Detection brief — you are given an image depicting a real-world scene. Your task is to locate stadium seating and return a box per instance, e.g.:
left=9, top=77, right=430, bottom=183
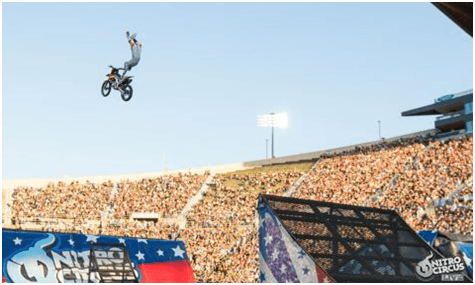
left=11, top=181, right=113, bottom=225
left=4, top=135, right=473, bottom=283
left=183, top=168, right=309, bottom=282
left=295, top=136, right=473, bottom=236
left=111, top=173, right=207, bottom=219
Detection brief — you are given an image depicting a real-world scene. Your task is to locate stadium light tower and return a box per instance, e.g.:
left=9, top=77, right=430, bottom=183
left=257, top=113, right=288, bottom=158
left=266, top=139, right=269, bottom=159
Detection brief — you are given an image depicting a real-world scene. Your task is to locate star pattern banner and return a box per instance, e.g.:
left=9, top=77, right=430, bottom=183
left=2, top=229, right=195, bottom=283
left=258, top=202, right=332, bottom=283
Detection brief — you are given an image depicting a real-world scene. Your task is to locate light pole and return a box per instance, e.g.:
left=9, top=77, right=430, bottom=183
left=272, top=124, right=274, bottom=158
left=266, top=139, right=269, bottom=159
left=257, top=113, right=288, bottom=158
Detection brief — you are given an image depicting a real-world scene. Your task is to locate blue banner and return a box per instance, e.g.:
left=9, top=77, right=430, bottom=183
left=458, top=242, right=473, bottom=278
left=417, top=230, right=439, bottom=247
left=2, top=229, right=195, bottom=283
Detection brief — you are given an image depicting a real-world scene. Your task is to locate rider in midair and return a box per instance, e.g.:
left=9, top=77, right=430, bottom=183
left=122, top=31, right=142, bottom=76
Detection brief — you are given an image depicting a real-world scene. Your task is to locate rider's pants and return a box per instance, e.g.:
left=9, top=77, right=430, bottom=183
left=124, top=57, right=140, bottom=71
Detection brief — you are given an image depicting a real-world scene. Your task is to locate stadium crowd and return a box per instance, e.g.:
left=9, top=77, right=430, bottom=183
left=9, top=172, right=206, bottom=237
left=4, top=134, right=473, bottom=283
left=184, top=169, right=308, bottom=282
left=101, top=220, right=180, bottom=240
left=186, top=171, right=302, bottom=227
left=11, top=180, right=114, bottom=224
left=459, top=184, right=474, bottom=197
left=294, top=137, right=427, bottom=205
left=182, top=226, right=258, bottom=282
left=296, top=135, right=473, bottom=236
left=111, top=173, right=207, bottom=218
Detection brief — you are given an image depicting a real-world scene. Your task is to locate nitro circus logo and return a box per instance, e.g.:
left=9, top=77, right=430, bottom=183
left=416, top=252, right=465, bottom=281
left=5, top=234, right=138, bottom=283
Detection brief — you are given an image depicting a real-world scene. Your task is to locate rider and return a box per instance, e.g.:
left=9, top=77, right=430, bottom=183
left=122, top=31, right=143, bottom=77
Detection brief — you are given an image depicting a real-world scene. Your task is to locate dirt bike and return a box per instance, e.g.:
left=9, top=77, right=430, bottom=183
left=101, top=65, right=134, bottom=102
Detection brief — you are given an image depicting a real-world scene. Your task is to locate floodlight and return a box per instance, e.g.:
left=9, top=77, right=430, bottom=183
left=257, top=113, right=288, bottom=129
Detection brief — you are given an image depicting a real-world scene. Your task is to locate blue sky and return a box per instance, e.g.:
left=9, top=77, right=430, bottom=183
left=2, top=2, right=473, bottom=179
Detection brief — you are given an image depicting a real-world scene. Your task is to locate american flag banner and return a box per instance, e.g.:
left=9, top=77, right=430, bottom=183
left=258, top=200, right=332, bottom=283
left=2, top=229, right=195, bottom=283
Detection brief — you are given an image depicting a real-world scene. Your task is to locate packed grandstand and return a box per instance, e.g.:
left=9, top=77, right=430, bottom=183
left=2, top=132, right=473, bottom=283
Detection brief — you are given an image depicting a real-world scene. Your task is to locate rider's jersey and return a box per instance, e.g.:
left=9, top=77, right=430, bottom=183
left=130, top=41, right=142, bottom=60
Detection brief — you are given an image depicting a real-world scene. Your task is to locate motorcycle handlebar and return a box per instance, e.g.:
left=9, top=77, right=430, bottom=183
left=108, top=65, right=125, bottom=71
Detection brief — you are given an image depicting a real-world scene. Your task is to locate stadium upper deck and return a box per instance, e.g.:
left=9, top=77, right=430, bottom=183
left=402, top=89, right=473, bottom=135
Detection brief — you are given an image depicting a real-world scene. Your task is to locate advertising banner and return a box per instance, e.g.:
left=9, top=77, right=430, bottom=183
left=2, top=229, right=195, bottom=283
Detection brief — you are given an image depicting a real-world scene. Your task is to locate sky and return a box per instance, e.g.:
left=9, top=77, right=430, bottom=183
left=2, top=2, right=473, bottom=180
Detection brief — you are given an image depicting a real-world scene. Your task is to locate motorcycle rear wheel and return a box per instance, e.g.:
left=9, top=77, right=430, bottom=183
left=121, top=85, right=133, bottom=102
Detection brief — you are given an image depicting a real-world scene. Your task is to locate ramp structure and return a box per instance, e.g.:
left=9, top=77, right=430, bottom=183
left=257, top=194, right=472, bottom=283
left=2, top=229, right=195, bottom=283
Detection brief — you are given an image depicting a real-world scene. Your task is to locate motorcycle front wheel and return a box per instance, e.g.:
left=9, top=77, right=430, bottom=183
left=121, top=85, right=133, bottom=102
left=101, top=80, right=111, bottom=97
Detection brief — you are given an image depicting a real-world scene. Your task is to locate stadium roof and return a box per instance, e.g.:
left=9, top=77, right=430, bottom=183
left=433, top=2, right=473, bottom=37
left=402, top=92, right=473, bottom=116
